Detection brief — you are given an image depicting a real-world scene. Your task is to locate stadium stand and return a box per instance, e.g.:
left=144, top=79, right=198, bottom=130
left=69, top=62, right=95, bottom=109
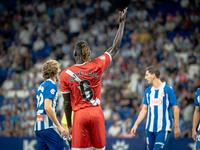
left=0, top=0, right=200, bottom=140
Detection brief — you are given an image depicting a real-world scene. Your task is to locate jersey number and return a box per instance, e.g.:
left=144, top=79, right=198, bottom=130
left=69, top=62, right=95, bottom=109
left=36, top=93, right=44, bottom=108
left=79, top=80, right=94, bottom=101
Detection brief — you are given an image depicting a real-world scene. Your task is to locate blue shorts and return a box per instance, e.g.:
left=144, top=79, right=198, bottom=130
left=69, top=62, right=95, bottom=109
left=35, top=128, right=70, bottom=150
left=146, top=130, right=170, bottom=150
left=196, top=131, right=200, bottom=149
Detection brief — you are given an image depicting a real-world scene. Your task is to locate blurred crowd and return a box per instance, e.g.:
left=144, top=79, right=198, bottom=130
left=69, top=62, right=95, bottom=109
left=0, top=0, right=200, bottom=138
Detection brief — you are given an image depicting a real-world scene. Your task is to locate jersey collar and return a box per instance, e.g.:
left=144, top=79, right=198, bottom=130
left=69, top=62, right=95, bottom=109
left=151, top=82, right=166, bottom=91
left=46, top=79, right=55, bottom=84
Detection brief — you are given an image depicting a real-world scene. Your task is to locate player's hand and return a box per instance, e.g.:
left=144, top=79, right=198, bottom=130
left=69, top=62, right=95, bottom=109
left=192, top=130, right=197, bottom=141
left=174, top=126, right=181, bottom=140
left=119, top=7, right=128, bottom=23
left=58, top=125, right=69, bottom=139
left=131, top=124, right=138, bottom=136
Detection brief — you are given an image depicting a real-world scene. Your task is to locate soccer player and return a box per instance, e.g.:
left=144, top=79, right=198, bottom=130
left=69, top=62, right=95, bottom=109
left=192, top=88, right=200, bottom=150
left=60, top=8, right=127, bottom=150
left=131, top=66, right=181, bottom=150
left=34, top=60, right=70, bottom=150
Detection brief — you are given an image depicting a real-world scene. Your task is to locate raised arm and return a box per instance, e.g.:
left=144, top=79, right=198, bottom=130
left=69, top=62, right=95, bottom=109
left=63, top=93, right=72, bottom=132
left=106, top=7, right=127, bottom=59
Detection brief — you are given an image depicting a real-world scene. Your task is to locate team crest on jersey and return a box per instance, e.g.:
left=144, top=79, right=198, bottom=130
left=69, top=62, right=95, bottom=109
left=151, top=98, right=163, bottom=106
left=99, top=55, right=105, bottom=60
left=162, top=92, right=165, bottom=97
left=50, top=89, right=55, bottom=94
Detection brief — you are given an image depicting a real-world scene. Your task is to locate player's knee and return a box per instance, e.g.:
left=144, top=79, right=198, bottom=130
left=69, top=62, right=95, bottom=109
left=153, top=143, right=165, bottom=150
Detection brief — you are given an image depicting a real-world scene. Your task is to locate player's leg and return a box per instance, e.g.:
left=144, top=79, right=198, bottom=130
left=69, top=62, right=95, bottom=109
left=71, top=109, right=93, bottom=150
left=39, top=128, right=69, bottom=150
left=146, top=130, right=155, bottom=150
left=153, top=131, right=170, bottom=150
left=196, top=132, right=200, bottom=150
left=35, top=130, right=50, bottom=150
left=90, top=107, right=106, bottom=150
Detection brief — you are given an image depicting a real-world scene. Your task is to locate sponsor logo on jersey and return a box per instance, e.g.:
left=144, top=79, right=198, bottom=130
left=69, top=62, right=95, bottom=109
left=151, top=98, right=163, bottom=106
left=50, top=89, right=55, bottom=94
left=36, top=115, right=44, bottom=121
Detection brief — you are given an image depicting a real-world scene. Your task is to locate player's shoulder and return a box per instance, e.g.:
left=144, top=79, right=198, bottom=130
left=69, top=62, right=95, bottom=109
left=44, top=79, right=56, bottom=87
left=145, top=86, right=152, bottom=93
left=164, top=83, right=172, bottom=90
left=94, top=52, right=112, bottom=62
left=196, top=88, right=200, bottom=95
left=60, top=67, right=73, bottom=77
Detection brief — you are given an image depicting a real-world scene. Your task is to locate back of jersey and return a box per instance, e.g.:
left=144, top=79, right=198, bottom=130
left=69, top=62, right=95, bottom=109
left=60, top=52, right=112, bottom=111
left=34, top=79, right=58, bottom=131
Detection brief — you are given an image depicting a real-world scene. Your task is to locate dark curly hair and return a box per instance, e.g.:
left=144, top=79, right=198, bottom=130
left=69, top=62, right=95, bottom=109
left=74, top=41, right=91, bottom=62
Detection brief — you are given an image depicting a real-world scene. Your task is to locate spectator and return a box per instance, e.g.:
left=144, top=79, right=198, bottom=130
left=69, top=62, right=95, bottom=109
left=174, top=11, right=183, bottom=26
left=182, top=16, right=193, bottom=30
left=173, top=33, right=183, bottom=48
left=33, top=37, right=45, bottom=52
left=18, top=27, right=31, bottom=47
left=163, top=39, right=175, bottom=52
left=187, top=49, right=196, bottom=65
left=107, top=121, right=121, bottom=137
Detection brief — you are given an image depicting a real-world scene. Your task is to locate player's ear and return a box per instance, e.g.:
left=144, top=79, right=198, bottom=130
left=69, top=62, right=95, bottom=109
left=73, top=50, right=77, bottom=57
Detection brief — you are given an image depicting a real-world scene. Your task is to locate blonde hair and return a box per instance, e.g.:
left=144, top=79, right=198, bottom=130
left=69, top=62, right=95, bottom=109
left=42, top=60, right=60, bottom=80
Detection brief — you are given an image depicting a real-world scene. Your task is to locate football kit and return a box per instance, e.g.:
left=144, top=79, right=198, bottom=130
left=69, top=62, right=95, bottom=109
left=143, top=82, right=178, bottom=150
left=60, top=52, right=112, bottom=150
left=35, top=79, right=70, bottom=150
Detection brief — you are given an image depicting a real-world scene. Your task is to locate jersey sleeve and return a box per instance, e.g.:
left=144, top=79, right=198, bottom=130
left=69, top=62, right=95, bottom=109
left=195, top=88, right=200, bottom=106
left=44, top=84, right=57, bottom=101
left=143, top=89, right=148, bottom=105
left=60, top=71, right=71, bottom=94
left=168, top=87, right=179, bottom=106
left=92, top=52, right=112, bottom=73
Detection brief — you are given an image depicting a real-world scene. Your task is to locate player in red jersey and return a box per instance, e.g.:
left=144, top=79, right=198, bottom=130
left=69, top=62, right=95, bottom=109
left=60, top=7, right=127, bottom=150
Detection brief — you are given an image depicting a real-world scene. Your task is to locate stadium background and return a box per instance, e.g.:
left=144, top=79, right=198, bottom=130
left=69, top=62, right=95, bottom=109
left=0, top=0, right=200, bottom=149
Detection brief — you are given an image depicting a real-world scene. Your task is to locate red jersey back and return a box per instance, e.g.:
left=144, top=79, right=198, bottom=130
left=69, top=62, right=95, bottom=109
left=60, top=52, right=112, bottom=111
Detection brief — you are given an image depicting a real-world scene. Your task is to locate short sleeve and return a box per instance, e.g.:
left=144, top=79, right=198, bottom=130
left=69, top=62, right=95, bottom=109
left=168, top=87, right=178, bottom=106
left=143, top=89, right=148, bottom=105
left=60, top=71, right=71, bottom=94
left=44, top=84, right=57, bottom=101
left=93, top=52, right=112, bottom=73
left=195, top=89, right=200, bottom=106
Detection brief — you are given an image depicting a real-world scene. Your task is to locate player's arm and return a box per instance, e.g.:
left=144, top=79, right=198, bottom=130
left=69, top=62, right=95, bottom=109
left=63, top=93, right=72, bottom=131
left=172, top=105, right=181, bottom=139
left=168, top=87, right=181, bottom=139
left=192, top=106, right=199, bottom=141
left=44, top=98, right=68, bottom=138
left=106, top=7, right=127, bottom=59
left=131, top=104, right=148, bottom=136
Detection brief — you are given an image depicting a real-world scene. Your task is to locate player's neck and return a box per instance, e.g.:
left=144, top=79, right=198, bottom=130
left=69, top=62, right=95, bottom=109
left=76, top=60, right=85, bottom=64
left=152, top=79, right=163, bottom=90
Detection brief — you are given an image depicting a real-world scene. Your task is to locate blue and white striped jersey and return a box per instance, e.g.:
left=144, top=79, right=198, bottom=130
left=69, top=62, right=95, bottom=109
left=34, top=79, right=58, bottom=131
left=143, top=82, right=178, bottom=132
left=194, top=88, right=200, bottom=131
